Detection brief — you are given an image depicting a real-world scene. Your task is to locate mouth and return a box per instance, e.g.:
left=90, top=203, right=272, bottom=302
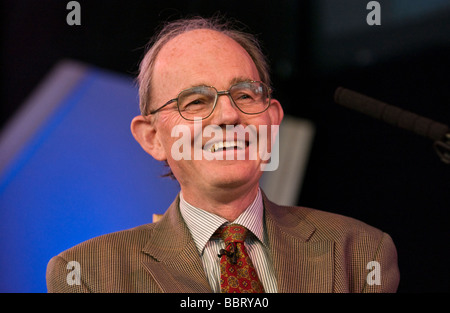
left=204, top=140, right=247, bottom=153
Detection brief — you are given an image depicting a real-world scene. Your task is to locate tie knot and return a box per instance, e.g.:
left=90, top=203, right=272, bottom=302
left=215, top=224, right=248, bottom=244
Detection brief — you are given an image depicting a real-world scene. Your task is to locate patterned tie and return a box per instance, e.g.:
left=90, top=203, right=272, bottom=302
left=215, top=224, right=265, bottom=293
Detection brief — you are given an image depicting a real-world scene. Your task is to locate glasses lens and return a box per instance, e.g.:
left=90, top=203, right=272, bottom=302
left=230, top=82, right=270, bottom=114
left=178, top=86, right=216, bottom=120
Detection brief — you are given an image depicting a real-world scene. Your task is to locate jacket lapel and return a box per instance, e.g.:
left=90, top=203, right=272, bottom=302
left=140, top=196, right=211, bottom=293
left=263, top=195, right=335, bottom=293
left=139, top=193, right=334, bottom=293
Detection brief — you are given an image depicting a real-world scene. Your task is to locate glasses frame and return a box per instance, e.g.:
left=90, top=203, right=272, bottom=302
left=148, top=80, right=272, bottom=121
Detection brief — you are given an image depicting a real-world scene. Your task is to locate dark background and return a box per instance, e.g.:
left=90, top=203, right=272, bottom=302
left=2, top=0, right=449, bottom=292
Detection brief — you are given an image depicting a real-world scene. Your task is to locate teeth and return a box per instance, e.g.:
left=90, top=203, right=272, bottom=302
left=208, top=140, right=245, bottom=153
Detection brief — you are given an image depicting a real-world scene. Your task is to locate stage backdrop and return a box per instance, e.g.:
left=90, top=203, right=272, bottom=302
left=0, top=60, right=181, bottom=293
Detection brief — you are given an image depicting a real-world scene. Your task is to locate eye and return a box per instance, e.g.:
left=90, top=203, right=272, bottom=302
left=179, top=90, right=214, bottom=112
left=233, top=89, right=259, bottom=104
left=186, top=98, right=206, bottom=106
left=237, top=93, right=254, bottom=100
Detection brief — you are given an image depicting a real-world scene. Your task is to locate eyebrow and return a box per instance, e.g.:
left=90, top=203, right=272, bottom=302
left=229, top=76, right=253, bottom=86
left=186, top=77, right=254, bottom=90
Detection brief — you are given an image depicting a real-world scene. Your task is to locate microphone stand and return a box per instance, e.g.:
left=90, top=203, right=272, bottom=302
left=434, top=133, right=450, bottom=164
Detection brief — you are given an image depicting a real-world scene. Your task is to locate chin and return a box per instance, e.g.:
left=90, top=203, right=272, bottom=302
left=203, top=162, right=262, bottom=187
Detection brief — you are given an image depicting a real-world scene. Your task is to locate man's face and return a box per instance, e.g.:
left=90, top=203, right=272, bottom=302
left=146, top=29, right=283, bottom=197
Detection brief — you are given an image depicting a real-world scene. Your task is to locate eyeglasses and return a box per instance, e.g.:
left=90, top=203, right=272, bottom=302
left=148, top=81, right=272, bottom=121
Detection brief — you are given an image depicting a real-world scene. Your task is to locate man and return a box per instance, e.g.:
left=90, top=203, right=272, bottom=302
left=46, top=16, right=399, bottom=293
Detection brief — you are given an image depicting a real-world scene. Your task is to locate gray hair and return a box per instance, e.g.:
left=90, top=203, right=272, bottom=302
left=137, top=16, right=272, bottom=116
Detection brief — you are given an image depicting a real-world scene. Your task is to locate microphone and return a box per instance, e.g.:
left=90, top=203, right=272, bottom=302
left=334, top=87, right=450, bottom=164
left=218, top=248, right=237, bottom=264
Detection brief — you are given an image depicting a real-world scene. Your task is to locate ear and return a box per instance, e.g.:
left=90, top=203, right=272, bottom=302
left=267, top=98, right=284, bottom=126
left=130, top=115, right=167, bottom=161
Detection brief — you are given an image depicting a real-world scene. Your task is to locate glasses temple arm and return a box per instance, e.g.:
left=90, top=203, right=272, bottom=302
left=149, top=99, right=177, bottom=114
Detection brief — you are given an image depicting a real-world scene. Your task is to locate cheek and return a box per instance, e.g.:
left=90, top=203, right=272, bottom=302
left=156, top=113, right=196, bottom=157
left=158, top=109, right=184, bottom=124
left=247, top=115, right=277, bottom=153
left=245, top=115, right=273, bottom=136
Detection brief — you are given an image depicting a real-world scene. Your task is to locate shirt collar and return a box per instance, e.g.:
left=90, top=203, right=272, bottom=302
left=179, top=188, right=265, bottom=254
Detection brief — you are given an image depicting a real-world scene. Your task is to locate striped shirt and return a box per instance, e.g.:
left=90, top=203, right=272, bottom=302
left=179, top=188, right=278, bottom=293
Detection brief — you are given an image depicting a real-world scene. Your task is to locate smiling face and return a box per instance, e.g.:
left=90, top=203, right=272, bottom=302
left=132, top=29, right=283, bottom=208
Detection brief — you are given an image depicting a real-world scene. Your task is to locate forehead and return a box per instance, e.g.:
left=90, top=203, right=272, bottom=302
left=161, top=29, right=247, bottom=59
left=153, top=29, right=259, bottom=89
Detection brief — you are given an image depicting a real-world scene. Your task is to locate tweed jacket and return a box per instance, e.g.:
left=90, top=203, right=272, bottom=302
left=46, top=193, right=400, bottom=293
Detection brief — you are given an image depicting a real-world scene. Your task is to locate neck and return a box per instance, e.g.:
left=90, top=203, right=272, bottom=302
left=181, top=184, right=259, bottom=221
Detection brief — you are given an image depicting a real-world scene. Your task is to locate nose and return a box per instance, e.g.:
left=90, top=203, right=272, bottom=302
left=209, top=92, right=241, bottom=126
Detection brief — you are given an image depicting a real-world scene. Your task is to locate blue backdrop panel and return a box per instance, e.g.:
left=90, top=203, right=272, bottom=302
left=0, top=61, right=180, bottom=292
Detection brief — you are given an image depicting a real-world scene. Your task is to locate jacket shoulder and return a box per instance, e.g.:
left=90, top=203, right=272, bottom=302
left=267, top=203, right=399, bottom=292
left=269, top=201, right=386, bottom=243
left=59, top=223, right=155, bottom=257
left=303, top=206, right=383, bottom=238
left=46, top=223, right=157, bottom=292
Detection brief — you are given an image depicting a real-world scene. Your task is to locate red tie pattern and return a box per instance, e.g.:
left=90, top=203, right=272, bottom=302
left=215, top=224, right=265, bottom=293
